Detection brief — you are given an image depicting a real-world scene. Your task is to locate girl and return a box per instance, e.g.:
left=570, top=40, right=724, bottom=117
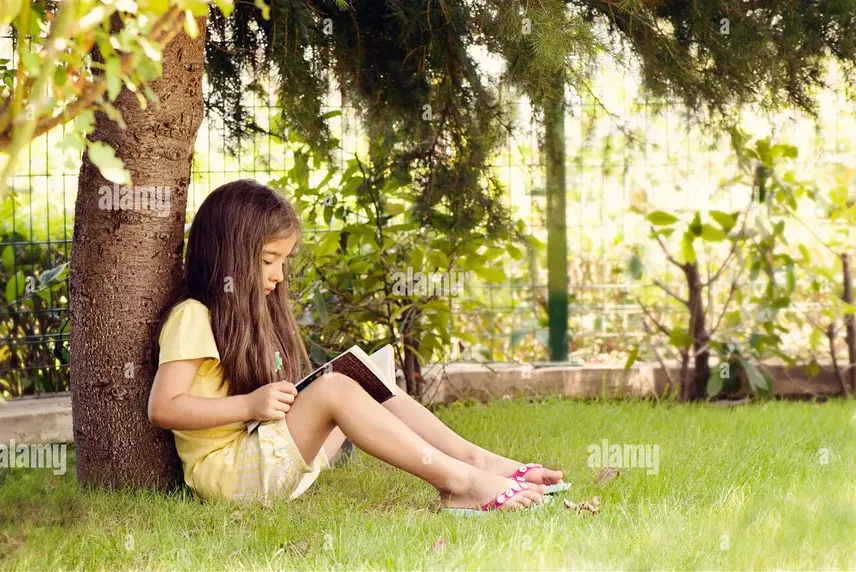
left=148, top=179, right=565, bottom=512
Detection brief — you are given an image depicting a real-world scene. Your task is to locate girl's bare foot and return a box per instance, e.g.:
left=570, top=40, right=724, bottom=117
left=477, top=452, right=564, bottom=486
left=441, top=471, right=547, bottom=512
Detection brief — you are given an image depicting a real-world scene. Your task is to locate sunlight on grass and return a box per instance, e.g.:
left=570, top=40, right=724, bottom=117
left=1, top=399, right=855, bottom=570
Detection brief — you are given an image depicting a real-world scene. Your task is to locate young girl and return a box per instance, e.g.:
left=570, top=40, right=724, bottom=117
left=148, top=179, right=565, bottom=512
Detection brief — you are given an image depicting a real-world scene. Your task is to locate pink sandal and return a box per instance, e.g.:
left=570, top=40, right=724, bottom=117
left=440, top=479, right=549, bottom=516
left=511, top=463, right=572, bottom=494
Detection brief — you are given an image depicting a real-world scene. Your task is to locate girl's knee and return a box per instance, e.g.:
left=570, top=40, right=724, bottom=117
left=314, top=371, right=357, bottom=396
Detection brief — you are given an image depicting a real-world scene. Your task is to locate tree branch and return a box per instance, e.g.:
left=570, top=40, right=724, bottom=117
left=652, top=278, right=689, bottom=307
left=652, top=227, right=684, bottom=269
left=708, top=279, right=739, bottom=338
left=642, top=318, right=678, bottom=394
left=636, top=298, right=671, bottom=338
left=0, top=5, right=185, bottom=152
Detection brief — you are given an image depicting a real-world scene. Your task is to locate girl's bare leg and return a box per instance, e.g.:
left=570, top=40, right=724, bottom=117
left=382, top=392, right=564, bottom=485
left=285, top=372, right=545, bottom=510
left=322, top=427, right=347, bottom=460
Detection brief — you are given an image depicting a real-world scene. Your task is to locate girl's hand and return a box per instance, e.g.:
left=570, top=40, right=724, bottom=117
left=247, top=381, right=298, bottom=421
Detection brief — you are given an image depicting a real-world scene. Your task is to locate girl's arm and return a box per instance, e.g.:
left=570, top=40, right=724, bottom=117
left=148, top=358, right=299, bottom=431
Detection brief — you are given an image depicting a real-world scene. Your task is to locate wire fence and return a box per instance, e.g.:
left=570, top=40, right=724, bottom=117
left=2, top=25, right=855, bottom=398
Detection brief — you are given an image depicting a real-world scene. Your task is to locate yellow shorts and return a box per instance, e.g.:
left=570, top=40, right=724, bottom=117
left=230, top=418, right=330, bottom=505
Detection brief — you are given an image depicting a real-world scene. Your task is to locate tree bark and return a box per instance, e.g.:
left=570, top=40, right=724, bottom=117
left=70, top=16, right=207, bottom=489
left=841, top=253, right=856, bottom=393
left=401, top=306, right=422, bottom=398
left=683, top=262, right=709, bottom=401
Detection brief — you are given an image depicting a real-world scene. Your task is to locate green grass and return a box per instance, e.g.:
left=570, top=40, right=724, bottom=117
left=2, top=398, right=855, bottom=570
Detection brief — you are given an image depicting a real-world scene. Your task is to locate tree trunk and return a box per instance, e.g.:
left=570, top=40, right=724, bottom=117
left=70, top=16, right=207, bottom=489
left=544, top=75, right=569, bottom=362
left=841, top=253, right=856, bottom=393
left=401, top=306, right=422, bottom=398
left=683, top=262, right=709, bottom=401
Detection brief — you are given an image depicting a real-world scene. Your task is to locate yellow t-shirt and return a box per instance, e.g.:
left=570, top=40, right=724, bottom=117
left=157, top=298, right=248, bottom=499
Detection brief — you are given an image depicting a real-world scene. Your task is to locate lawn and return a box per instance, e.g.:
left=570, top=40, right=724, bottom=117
left=2, top=398, right=855, bottom=570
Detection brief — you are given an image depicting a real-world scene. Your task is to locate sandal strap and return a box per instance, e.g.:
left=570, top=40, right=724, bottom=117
left=509, top=463, right=543, bottom=480
left=480, top=480, right=530, bottom=511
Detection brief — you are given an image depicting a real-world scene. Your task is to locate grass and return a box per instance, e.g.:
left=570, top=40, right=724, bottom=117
left=2, top=398, right=855, bottom=570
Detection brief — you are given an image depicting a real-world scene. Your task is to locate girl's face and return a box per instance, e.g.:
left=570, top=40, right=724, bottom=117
left=261, top=233, right=298, bottom=296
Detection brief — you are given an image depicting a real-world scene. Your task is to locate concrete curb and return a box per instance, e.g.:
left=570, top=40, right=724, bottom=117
left=0, top=393, right=72, bottom=445
left=0, top=363, right=844, bottom=444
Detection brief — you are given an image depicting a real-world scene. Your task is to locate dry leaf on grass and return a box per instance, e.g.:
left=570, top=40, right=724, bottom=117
left=231, top=510, right=243, bottom=522
left=596, top=466, right=622, bottom=485
left=563, top=496, right=601, bottom=515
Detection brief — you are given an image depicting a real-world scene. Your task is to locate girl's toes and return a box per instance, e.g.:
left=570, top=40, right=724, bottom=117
left=532, top=483, right=548, bottom=495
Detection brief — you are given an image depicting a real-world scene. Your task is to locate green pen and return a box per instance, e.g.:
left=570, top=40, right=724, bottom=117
left=274, top=351, right=283, bottom=374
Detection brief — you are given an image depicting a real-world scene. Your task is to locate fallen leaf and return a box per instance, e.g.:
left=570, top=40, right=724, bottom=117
left=564, top=496, right=600, bottom=515
left=596, top=466, right=621, bottom=485
left=433, top=538, right=446, bottom=552
left=231, top=510, right=243, bottom=522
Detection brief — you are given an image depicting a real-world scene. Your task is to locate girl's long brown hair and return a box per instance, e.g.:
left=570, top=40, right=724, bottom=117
left=154, top=179, right=312, bottom=396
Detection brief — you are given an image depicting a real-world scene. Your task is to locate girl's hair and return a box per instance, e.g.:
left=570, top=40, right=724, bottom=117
left=154, top=179, right=312, bottom=396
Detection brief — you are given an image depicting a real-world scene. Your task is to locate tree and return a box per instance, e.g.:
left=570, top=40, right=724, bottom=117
left=69, top=9, right=209, bottom=489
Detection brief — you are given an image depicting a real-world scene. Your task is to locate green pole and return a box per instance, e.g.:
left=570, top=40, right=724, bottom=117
left=544, top=75, right=569, bottom=362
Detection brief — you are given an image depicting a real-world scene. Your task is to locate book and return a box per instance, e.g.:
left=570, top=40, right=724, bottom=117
left=247, top=344, right=398, bottom=433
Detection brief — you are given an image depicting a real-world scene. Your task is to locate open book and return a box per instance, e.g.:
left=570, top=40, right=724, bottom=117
left=247, top=344, right=397, bottom=433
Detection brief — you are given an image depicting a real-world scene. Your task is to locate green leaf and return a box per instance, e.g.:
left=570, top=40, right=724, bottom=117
left=184, top=8, right=199, bottom=38
left=507, top=244, right=523, bottom=260
left=474, top=266, right=506, bottom=283
left=689, top=213, right=703, bottom=236
left=321, top=109, right=342, bottom=120
left=88, top=141, right=131, bottom=184
left=830, top=185, right=848, bottom=207
left=312, top=287, right=328, bottom=326
left=808, top=327, right=823, bottom=352
left=669, top=327, right=694, bottom=348
left=5, top=270, right=25, bottom=304
left=806, top=360, right=820, bottom=378
left=410, top=247, right=424, bottom=270
left=646, top=211, right=678, bottom=226
left=425, top=249, right=449, bottom=270
left=214, top=0, right=235, bottom=17
left=740, top=359, right=769, bottom=393
left=700, top=224, right=727, bottom=242
left=771, top=144, right=798, bottom=159
left=680, top=234, right=696, bottom=264
left=1, top=245, right=13, bottom=270
left=706, top=367, right=724, bottom=397
left=624, top=346, right=639, bottom=370
left=629, top=254, right=644, bottom=280
left=384, top=202, right=405, bottom=216
left=709, top=210, right=736, bottom=232
left=74, top=109, right=95, bottom=134
left=38, top=262, right=68, bottom=285
left=106, top=58, right=122, bottom=100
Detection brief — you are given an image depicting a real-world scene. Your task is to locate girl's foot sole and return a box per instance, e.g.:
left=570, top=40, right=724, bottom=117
left=440, top=495, right=555, bottom=516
